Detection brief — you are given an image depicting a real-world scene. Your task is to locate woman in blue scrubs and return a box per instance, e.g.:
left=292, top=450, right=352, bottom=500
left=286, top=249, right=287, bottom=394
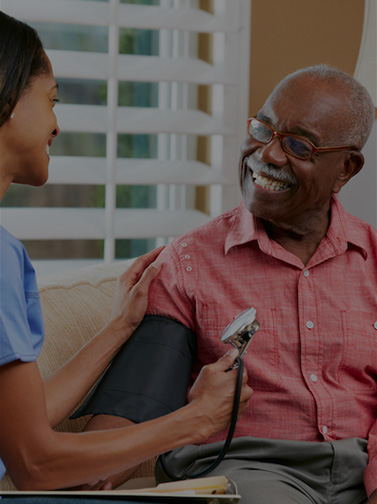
left=0, top=11, right=251, bottom=502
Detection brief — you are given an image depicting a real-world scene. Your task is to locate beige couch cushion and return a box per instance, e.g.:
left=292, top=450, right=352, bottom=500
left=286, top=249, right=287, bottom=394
left=0, top=259, right=156, bottom=490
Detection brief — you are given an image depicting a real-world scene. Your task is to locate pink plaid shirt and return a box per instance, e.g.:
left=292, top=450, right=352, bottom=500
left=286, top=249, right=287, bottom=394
left=146, top=196, right=377, bottom=494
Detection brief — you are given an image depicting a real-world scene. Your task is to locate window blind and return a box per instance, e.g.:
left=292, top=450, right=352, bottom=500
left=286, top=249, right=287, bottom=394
left=0, top=0, right=251, bottom=274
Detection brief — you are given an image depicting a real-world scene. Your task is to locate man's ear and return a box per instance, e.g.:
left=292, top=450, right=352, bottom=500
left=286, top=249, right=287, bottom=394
left=332, top=151, right=364, bottom=194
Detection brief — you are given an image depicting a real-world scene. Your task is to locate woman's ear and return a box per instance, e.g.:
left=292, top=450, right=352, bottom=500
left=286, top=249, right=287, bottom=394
left=332, top=151, right=364, bottom=194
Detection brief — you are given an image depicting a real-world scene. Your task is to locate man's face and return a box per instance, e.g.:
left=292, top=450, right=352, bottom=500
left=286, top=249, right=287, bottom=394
left=239, top=76, right=352, bottom=229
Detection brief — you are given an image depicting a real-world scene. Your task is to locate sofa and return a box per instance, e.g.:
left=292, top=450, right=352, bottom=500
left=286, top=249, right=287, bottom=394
left=0, top=259, right=156, bottom=491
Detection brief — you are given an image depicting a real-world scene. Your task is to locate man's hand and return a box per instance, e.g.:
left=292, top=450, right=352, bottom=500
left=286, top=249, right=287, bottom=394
left=109, top=246, right=164, bottom=338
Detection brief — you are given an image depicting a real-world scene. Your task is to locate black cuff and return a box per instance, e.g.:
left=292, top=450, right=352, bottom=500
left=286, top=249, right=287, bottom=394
left=71, top=315, right=197, bottom=423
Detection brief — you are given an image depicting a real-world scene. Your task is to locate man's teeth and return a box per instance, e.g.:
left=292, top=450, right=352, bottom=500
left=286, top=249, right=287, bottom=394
left=253, top=172, right=290, bottom=191
left=46, top=144, right=50, bottom=155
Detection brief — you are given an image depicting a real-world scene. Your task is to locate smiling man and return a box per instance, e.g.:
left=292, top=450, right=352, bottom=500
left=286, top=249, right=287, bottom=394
left=239, top=70, right=367, bottom=267
left=79, top=65, right=377, bottom=503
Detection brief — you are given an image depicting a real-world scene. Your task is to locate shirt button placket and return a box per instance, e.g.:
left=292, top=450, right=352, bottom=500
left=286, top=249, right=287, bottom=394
left=299, top=266, right=327, bottom=438
left=181, top=242, right=192, bottom=272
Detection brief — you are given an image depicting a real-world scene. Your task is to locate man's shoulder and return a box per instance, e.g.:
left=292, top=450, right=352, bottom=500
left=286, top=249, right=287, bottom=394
left=156, top=206, right=241, bottom=269
left=343, top=211, right=377, bottom=253
left=344, top=212, right=377, bottom=236
left=333, top=197, right=377, bottom=248
left=170, top=206, right=239, bottom=249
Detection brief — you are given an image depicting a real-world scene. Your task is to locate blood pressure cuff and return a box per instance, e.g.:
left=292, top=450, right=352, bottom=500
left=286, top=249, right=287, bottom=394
left=71, top=315, right=197, bottom=423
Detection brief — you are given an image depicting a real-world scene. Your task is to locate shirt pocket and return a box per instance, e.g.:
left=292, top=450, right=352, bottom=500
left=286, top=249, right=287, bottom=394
left=245, top=308, right=282, bottom=391
left=200, top=303, right=282, bottom=391
left=339, top=309, right=377, bottom=392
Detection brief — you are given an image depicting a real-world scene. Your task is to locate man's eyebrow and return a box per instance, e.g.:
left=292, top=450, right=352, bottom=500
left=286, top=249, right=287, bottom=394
left=256, top=112, right=271, bottom=123
left=51, top=84, right=59, bottom=91
left=291, top=125, right=320, bottom=146
left=257, top=111, right=320, bottom=146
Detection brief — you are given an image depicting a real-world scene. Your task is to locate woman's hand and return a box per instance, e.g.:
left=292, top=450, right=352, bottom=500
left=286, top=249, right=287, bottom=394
left=188, top=349, right=253, bottom=440
left=109, top=246, right=164, bottom=337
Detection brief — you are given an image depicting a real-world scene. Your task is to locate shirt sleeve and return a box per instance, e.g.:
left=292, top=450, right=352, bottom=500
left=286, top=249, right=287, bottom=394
left=0, top=228, right=44, bottom=366
left=146, top=241, right=196, bottom=331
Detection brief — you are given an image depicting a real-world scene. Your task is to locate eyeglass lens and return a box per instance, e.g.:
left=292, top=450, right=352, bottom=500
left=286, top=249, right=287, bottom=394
left=248, top=118, right=313, bottom=159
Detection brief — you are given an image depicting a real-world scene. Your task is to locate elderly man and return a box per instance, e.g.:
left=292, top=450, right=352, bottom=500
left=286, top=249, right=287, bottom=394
left=78, top=65, right=376, bottom=503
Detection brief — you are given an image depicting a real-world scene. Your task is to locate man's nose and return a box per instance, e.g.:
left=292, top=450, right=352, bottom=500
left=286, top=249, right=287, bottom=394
left=257, top=136, right=287, bottom=166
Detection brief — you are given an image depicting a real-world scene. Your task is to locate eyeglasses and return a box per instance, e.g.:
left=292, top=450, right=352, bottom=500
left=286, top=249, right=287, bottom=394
left=247, top=117, right=358, bottom=160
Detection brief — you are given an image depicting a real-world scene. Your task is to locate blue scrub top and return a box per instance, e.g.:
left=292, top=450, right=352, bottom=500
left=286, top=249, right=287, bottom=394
left=0, top=226, right=44, bottom=480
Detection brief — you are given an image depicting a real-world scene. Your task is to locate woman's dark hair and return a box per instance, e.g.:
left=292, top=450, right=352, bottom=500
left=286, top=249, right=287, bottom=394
left=0, top=11, right=49, bottom=127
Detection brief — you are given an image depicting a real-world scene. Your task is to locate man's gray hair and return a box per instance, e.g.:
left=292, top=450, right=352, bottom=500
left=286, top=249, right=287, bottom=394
left=278, top=64, right=375, bottom=149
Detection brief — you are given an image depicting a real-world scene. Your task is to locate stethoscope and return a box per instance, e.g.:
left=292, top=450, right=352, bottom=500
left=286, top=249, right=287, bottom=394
left=159, top=307, right=260, bottom=480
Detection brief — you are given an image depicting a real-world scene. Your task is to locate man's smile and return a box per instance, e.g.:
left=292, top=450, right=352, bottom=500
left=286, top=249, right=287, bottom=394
left=244, top=155, right=295, bottom=192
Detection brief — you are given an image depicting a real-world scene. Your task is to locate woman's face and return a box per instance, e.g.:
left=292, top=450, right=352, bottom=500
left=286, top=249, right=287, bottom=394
left=2, top=55, right=60, bottom=187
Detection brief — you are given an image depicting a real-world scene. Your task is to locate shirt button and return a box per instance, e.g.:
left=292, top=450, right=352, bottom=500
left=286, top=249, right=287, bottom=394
left=310, top=374, right=318, bottom=382
left=181, top=242, right=188, bottom=248
left=306, top=321, right=314, bottom=329
left=304, top=270, right=310, bottom=277
left=185, top=255, right=191, bottom=259
left=186, top=266, right=192, bottom=272
left=322, top=426, right=328, bottom=434
left=374, top=322, right=377, bottom=330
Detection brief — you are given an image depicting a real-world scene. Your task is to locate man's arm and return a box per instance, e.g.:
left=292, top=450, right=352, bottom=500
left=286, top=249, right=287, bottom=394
left=79, top=244, right=201, bottom=488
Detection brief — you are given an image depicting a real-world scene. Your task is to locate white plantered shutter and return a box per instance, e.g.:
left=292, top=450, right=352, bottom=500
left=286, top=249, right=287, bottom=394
left=0, top=0, right=251, bottom=274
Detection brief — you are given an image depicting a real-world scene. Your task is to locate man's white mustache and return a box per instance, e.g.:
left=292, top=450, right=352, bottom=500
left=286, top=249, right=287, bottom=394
left=246, top=155, right=297, bottom=185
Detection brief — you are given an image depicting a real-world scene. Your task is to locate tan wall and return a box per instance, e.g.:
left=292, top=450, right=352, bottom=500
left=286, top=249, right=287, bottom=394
left=249, top=0, right=366, bottom=115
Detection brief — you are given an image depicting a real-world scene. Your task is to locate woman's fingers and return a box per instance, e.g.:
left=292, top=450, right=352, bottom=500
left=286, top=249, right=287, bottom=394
left=121, top=246, right=164, bottom=287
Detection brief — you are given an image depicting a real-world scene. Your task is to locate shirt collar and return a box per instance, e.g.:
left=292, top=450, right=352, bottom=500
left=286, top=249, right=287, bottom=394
left=224, top=200, right=258, bottom=254
left=327, top=195, right=368, bottom=260
left=224, top=196, right=368, bottom=260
